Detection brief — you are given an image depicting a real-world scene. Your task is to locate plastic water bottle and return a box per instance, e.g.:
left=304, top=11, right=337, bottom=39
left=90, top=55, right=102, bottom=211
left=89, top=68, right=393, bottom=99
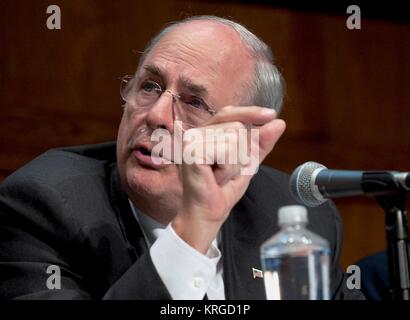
left=260, top=205, right=330, bottom=300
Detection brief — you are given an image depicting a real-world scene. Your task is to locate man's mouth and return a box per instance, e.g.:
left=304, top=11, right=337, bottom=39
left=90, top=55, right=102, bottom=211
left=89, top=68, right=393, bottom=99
left=137, top=145, right=151, bottom=156
left=133, top=144, right=172, bottom=168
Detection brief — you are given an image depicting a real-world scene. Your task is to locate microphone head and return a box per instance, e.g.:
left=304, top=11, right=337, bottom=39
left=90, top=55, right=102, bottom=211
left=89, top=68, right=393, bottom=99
left=290, top=161, right=328, bottom=207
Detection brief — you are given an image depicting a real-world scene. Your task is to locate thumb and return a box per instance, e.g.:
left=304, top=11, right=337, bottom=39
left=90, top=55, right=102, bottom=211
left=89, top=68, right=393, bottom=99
left=257, top=119, right=286, bottom=162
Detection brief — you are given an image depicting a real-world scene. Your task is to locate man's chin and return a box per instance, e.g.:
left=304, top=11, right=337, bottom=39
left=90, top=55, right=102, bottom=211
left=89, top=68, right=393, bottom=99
left=125, top=162, right=179, bottom=196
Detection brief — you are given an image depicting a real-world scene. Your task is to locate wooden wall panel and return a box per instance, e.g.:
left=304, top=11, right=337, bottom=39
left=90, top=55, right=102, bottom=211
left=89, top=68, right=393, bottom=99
left=1, top=0, right=409, bottom=269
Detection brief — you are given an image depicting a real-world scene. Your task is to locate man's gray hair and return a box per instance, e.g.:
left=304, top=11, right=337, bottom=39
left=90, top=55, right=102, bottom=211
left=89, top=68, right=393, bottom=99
left=137, top=15, right=285, bottom=113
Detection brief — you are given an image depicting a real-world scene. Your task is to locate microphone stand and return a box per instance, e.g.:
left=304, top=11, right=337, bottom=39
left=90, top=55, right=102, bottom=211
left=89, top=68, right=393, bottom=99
left=375, top=190, right=410, bottom=300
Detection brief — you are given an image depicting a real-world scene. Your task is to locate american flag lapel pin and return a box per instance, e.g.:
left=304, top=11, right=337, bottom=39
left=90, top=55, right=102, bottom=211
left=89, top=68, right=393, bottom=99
left=252, top=268, right=264, bottom=279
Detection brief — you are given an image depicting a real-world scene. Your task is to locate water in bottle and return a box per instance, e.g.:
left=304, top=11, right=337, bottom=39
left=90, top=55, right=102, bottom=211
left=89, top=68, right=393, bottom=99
left=260, top=205, right=330, bottom=300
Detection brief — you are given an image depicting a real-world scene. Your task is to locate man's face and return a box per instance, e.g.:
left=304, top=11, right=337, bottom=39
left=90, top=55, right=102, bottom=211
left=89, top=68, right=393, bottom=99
left=116, top=21, right=254, bottom=209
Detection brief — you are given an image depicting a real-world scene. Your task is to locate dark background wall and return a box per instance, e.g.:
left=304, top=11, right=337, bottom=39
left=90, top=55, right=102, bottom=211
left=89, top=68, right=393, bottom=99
left=1, top=0, right=409, bottom=269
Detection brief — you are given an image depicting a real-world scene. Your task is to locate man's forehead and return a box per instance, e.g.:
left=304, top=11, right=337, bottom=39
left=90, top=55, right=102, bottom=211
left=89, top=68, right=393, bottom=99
left=154, top=20, right=250, bottom=63
left=138, top=20, right=255, bottom=105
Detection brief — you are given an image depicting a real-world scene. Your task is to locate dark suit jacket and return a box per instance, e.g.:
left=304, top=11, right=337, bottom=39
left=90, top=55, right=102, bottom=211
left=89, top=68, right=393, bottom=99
left=0, top=142, right=364, bottom=299
left=357, top=252, right=389, bottom=300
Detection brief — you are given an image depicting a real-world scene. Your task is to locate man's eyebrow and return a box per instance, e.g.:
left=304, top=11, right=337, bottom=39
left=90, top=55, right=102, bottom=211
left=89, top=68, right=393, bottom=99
left=142, top=64, right=163, bottom=77
left=142, top=64, right=209, bottom=97
left=179, top=76, right=208, bottom=97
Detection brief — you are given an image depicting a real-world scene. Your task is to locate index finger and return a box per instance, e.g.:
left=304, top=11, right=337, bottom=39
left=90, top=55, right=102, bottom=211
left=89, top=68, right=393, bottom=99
left=204, top=105, right=277, bottom=127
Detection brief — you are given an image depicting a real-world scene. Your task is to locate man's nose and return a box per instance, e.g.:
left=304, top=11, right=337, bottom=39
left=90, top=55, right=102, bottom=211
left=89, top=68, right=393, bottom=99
left=144, top=92, right=175, bottom=133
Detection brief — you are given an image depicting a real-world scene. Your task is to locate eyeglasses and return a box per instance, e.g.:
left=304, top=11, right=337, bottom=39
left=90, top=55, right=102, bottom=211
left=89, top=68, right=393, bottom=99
left=120, top=75, right=217, bottom=129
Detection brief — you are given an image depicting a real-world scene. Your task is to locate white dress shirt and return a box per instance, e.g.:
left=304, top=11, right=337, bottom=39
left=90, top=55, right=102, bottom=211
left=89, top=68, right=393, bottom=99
left=129, top=200, right=225, bottom=300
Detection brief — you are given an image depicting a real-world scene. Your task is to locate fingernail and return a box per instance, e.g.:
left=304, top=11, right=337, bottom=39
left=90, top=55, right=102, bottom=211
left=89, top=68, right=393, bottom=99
left=263, top=108, right=276, bottom=116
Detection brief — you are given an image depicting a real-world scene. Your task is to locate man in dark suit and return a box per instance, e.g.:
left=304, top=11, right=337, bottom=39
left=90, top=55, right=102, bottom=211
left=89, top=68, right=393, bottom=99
left=0, top=15, right=364, bottom=299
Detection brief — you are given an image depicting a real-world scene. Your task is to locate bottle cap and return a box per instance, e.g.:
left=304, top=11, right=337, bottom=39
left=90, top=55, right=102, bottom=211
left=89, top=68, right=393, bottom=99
left=278, top=205, right=308, bottom=226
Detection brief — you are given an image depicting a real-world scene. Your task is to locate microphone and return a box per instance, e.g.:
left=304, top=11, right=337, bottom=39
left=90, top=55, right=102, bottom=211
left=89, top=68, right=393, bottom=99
left=290, top=161, right=410, bottom=207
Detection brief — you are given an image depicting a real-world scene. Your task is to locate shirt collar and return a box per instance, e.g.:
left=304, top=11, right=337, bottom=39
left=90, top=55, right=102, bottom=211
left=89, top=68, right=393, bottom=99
left=129, top=200, right=166, bottom=247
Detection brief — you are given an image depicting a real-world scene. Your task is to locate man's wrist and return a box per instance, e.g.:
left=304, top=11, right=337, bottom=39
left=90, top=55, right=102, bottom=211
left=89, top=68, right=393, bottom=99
left=172, top=213, right=221, bottom=255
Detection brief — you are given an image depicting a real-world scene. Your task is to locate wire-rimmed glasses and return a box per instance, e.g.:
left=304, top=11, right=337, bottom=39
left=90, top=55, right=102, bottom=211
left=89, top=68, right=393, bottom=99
left=120, top=75, right=217, bottom=129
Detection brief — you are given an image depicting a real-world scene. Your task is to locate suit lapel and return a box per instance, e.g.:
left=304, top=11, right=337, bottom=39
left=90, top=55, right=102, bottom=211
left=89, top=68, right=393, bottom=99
left=222, top=197, right=276, bottom=300
left=109, top=163, right=148, bottom=261
left=222, top=224, right=266, bottom=299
